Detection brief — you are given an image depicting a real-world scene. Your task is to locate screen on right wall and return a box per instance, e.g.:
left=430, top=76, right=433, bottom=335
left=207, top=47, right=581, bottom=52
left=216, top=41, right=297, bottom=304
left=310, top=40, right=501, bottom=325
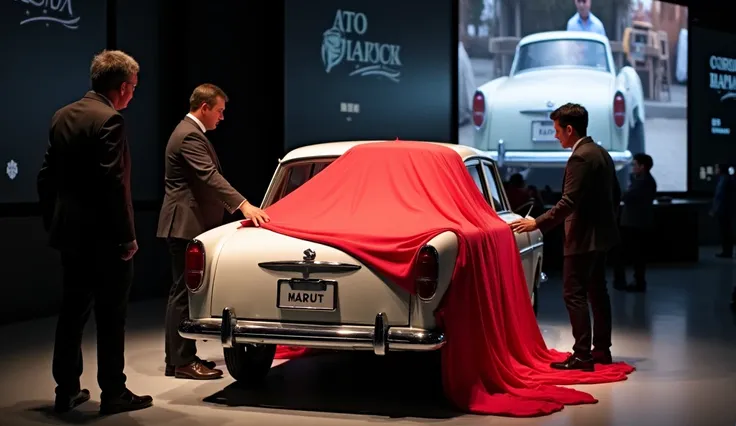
left=458, top=0, right=688, bottom=192
left=689, top=24, right=736, bottom=192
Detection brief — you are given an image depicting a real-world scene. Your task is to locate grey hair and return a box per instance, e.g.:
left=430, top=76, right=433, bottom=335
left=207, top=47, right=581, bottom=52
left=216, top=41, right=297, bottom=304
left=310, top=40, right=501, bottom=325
left=90, top=50, right=139, bottom=93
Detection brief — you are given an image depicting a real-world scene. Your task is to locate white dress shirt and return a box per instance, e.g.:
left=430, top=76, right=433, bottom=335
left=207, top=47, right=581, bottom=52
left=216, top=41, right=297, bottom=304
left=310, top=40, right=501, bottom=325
left=572, top=137, right=585, bottom=152
left=186, top=113, right=206, bottom=133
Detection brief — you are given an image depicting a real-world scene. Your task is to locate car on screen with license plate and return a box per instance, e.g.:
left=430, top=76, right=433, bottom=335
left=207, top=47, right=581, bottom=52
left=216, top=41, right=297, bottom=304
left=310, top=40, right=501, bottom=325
left=178, top=140, right=546, bottom=383
left=472, top=31, right=646, bottom=174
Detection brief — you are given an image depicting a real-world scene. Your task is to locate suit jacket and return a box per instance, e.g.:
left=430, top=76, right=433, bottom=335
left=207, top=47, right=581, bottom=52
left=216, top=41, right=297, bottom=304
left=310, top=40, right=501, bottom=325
left=620, top=171, right=657, bottom=229
left=37, top=91, right=135, bottom=253
left=712, top=174, right=736, bottom=218
left=535, top=137, right=621, bottom=256
left=156, top=116, right=245, bottom=240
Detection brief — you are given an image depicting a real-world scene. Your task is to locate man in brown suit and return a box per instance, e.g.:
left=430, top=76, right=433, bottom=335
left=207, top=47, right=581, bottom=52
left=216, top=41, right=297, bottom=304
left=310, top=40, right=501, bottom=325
left=157, top=83, right=270, bottom=380
left=37, top=50, right=153, bottom=415
left=510, top=103, right=620, bottom=371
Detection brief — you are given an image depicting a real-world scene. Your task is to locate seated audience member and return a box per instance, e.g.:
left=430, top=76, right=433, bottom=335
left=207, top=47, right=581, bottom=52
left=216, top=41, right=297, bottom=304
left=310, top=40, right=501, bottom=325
left=612, top=153, right=657, bottom=292
left=505, top=173, right=532, bottom=212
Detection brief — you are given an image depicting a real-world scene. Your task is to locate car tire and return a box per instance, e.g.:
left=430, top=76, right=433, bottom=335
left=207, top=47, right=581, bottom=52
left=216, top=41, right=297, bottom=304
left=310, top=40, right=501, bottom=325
left=628, top=114, right=645, bottom=156
left=223, top=343, right=276, bottom=384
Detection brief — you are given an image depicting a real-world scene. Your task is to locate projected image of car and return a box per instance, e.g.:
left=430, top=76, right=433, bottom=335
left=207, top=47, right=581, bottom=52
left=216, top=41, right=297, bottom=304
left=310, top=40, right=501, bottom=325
left=472, top=31, right=646, bottom=175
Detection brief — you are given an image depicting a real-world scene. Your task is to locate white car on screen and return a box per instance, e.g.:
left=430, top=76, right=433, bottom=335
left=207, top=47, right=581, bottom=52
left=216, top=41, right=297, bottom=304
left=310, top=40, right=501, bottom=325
left=472, top=31, right=646, bottom=172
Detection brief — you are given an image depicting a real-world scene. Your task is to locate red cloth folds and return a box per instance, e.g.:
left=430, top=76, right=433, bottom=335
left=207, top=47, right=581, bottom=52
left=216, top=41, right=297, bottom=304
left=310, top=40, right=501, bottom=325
left=243, top=141, right=634, bottom=417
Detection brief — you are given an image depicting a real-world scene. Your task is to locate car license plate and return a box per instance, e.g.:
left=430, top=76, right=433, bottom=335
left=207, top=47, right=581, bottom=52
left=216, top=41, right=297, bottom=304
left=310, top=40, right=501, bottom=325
left=277, top=279, right=336, bottom=311
left=531, top=120, right=557, bottom=142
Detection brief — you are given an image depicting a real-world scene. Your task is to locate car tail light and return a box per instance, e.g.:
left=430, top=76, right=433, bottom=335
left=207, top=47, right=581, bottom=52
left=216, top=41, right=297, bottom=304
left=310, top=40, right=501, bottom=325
left=415, top=245, right=439, bottom=300
left=185, top=240, right=205, bottom=292
left=613, top=91, right=625, bottom=128
left=472, top=91, right=486, bottom=128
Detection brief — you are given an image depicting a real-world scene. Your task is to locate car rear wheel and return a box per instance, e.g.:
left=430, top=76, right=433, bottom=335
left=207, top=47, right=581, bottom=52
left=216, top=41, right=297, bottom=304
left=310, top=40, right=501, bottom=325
left=223, top=343, right=276, bottom=384
left=628, top=113, right=646, bottom=156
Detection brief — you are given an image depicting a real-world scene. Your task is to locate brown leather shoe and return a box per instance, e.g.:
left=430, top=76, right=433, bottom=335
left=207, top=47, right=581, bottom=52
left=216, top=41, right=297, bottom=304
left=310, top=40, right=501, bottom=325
left=165, top=357, right=216, bottom=376
left=174, top=360, right=223, bottom=380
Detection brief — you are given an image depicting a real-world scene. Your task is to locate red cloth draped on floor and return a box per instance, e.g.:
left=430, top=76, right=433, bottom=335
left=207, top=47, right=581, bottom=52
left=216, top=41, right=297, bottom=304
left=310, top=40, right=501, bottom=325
left=242, top=141, right=634, bottom=417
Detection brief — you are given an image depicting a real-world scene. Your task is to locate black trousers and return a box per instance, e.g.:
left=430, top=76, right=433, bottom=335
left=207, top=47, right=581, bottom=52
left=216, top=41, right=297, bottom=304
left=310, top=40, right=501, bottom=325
left=613, top=226, right=649, bottom=285
left=562, top=251, right=612, bottom=356
left=52, top=249, right=132, bottom=398
left=718, top=214, right=733, bottom=256
left=164, top=238, right=198, bottom=367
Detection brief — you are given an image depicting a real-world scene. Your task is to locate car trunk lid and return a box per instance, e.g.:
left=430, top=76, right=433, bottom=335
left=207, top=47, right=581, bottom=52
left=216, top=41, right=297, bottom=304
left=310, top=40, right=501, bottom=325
left=209, top=227, right=411, bottom=326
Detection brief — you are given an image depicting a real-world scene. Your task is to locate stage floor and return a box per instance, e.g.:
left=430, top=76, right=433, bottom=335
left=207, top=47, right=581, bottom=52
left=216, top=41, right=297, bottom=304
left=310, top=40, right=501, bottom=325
left=0, top=246, right=734, bottom=426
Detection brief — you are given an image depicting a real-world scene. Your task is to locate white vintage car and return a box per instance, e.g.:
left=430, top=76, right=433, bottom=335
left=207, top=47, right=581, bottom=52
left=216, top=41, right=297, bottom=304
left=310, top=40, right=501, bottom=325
left=472, top=31, right=646, bottom=172
left=178, top=140, right=546, bottom=383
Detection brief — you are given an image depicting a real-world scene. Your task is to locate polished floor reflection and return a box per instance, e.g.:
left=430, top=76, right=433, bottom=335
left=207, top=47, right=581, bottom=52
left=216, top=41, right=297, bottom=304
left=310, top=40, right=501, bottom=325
left=0, top=246, right=734, bottom=426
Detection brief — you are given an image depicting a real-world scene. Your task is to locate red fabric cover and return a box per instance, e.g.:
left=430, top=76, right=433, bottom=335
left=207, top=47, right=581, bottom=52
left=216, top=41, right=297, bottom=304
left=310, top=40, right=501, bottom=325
left=242, top=141, right=634, bottom=417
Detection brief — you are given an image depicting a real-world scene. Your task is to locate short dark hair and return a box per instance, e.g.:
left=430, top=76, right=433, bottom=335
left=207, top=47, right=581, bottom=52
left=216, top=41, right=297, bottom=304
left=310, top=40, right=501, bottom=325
left=189, top=83, right=228, bottom=112
left=633, top=153, right=653, bottom=170
left=90, top=50, right=139, bottom=93
left=550, top=103, right=588, bottom=137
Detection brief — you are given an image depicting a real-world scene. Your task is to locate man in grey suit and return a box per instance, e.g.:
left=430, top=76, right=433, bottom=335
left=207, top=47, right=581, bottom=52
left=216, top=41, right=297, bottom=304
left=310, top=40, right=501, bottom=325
left=157, top=83, right=270, bottom=380
left=510, top=103, right=620, bottom=371
left=613, top=153, right=657, bottom=292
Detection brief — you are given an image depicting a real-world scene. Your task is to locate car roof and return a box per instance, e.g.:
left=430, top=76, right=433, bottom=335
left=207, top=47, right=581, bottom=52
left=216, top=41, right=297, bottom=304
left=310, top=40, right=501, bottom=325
left=519, top=30, right=610, bottom=46
left=280, top=140, right=490, bottom=163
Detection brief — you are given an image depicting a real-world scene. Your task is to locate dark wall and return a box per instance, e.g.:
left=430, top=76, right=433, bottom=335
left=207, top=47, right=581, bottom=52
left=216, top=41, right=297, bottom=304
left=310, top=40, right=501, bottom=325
left=0, top=0, right=170, bottom=325
left=0, top=0, right=288, bottom=325
left=282, top=0, right=455, bottom=150
left=0, top=0, right=106, bottom=204
left=159, top=1, right=287, bottom=208
left=116, top=0, right=164, bottom=202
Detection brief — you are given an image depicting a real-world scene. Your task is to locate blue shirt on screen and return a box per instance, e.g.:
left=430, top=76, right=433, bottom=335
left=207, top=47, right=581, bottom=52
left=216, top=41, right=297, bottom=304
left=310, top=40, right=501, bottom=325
left=567, top=12, right=607, bottom=37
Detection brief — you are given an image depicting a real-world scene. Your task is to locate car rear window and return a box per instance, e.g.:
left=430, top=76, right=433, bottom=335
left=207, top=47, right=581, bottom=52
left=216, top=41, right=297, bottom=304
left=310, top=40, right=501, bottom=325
left=265, top=160, right=335, bottom=206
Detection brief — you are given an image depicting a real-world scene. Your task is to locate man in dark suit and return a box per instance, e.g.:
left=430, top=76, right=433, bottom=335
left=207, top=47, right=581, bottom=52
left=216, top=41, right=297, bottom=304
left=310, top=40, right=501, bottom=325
left=37, top=50, right=152, bottom=415
left=157, top=83, right=270, bottom=380
left=711, top=163, right=735, bottom=259
left=510, top=103, right=620, bottom=371
left=613, top=153, right=657, bottom=292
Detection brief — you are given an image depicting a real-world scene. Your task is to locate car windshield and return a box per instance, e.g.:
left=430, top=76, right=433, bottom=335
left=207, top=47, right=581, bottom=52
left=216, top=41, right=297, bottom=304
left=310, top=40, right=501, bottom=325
left=262, top=159, right=335, bottom=208
left=513, top=39, right=610, bottom=74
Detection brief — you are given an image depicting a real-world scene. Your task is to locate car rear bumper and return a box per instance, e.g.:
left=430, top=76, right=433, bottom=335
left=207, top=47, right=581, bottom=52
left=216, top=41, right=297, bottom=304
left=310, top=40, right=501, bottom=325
left=179, top=307, right=446, bottom=355
left=484, top=140, right=632, bottom=170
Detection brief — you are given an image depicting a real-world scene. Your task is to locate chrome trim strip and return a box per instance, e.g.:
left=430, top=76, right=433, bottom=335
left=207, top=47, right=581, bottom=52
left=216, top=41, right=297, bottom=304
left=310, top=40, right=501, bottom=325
left=483, top=148, right=632, bottom=169
left=519, top=241, right=544, bottom=255
left=258, top=260, right=362, bottom=275
left=179, top=315, right=446, bottom=353
left=520, top=108, right=556, bottom=114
